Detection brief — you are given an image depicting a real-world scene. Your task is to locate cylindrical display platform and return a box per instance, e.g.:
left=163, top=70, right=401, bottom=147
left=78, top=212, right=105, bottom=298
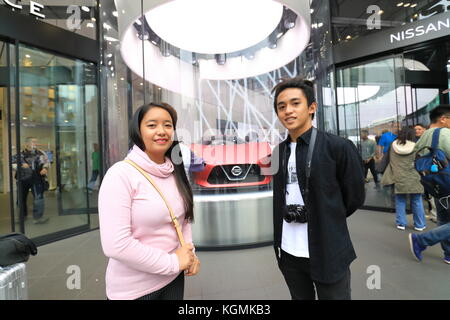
left=192, top=191, right=273, bottom=250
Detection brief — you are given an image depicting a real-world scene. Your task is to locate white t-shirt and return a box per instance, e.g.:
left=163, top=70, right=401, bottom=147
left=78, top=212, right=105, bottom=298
left=281, top=142, right=310, bottom=258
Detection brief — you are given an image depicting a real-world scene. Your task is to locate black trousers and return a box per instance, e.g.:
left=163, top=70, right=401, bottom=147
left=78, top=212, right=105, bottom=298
left=363, top=158, right=379, bottom=183
left=17, top=179, right=45, bottom=220
left=278, top=249, right=351, bottom=300
left=136, top=272, right=185, bottom=300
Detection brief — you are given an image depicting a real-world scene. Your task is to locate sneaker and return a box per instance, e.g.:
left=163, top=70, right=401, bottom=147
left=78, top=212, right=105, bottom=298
left=409, top=233, right=426, bottom=262
left=33, top=217, right=49, bottom=224
left=414, top=226, right=426, bottom=231
left=396, top=225, right=406, bottom=230
left=444, top=256, right=450, bottom=264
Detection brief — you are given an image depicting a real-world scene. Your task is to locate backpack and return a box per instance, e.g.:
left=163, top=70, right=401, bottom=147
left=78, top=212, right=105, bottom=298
left=414, top=128, right=450, bottom=201
left=0, top=233, right=38, bottom=267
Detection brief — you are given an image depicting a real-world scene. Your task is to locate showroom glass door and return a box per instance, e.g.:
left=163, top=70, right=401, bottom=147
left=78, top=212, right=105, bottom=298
left=9, top=42, right=96, bottom=242
left=337, top=56, right=403, bottom=211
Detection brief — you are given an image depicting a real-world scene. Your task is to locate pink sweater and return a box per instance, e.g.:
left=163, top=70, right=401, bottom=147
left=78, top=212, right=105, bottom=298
left=98, top=145, right=192, bottom=300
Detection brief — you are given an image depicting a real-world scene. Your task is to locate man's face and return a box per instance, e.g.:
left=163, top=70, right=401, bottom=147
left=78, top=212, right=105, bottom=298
left=361, top=131, right=368, bottom=140
left=276, top=88, right=316, bottom=133
left=441, top=115, right=450, bottom=129
left=26, top=139, right=38, bottom=151
left=414, top=125, right=425, bottom=137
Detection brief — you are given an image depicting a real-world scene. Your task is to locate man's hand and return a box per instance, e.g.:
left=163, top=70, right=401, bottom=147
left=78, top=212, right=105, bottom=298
left=40, top=168, right=48, bottom=176
left=22, top=163, right=30, bottom=168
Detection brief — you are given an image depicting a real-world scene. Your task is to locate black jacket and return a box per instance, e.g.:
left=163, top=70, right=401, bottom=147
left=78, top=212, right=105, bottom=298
left=272, top=127, right=365, bottom=284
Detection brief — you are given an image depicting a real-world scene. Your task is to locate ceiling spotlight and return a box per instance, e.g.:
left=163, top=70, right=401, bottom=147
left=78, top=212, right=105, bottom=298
left=159, top=40, right=171, bottom=57
left=149, top=33, right=161, bottom=45
left=410, top=3, right=417, bottom=7
left=81, top=6, right=90, bottom=12
left=397, top=2, right=404, bottom=6
left=244, top=51, right=255, bottom=60
left=283, top=7, right=297, bottom=29
left=134, top=16, right=160, bottom=45
left=215, top=53, right=226, bottom=65
left=404, top=3, right=411, bottom=7
left=191, top=53, right=198, bottom=65
left=268, top=33, right=278, bottom=49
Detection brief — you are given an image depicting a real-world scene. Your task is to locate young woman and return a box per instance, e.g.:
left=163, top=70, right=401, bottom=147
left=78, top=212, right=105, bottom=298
left=381, top=126, right=426, bottom=231
left=98, top=102, right=200, bottom=300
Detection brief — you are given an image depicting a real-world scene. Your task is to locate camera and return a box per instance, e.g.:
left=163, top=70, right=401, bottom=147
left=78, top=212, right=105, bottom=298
left=284, top=205, right=308, bottom=223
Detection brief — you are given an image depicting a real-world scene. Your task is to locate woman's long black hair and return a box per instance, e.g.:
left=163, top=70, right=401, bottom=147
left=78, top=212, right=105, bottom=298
left=129, top=102, right=194, bottom=222
left=396, top=126, right=415, bottom=146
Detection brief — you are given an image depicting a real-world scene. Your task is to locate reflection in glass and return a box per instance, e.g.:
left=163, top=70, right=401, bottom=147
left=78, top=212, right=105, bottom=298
left=12, top=43, right=97, bottom=239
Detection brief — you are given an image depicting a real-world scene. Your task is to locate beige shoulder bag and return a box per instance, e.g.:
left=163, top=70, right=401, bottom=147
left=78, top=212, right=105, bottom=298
left=124, top=159, right=186, bottom=246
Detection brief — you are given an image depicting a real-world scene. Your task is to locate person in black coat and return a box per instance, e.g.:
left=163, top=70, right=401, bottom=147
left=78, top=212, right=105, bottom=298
left=270, top=77, right=365, bottom=300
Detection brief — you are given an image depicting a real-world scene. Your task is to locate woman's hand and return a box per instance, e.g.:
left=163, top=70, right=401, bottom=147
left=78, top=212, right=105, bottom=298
left=185, top=255, right=200, bottom=276
left=175, top=243, right=194, bottom=271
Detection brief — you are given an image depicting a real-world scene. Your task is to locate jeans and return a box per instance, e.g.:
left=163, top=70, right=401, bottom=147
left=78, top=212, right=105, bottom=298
left=87, top=169, right=99, bottom=190
left=278, top=249, right=351, bottom=300
left=395, top=194, right=426, bottom=229
left=416, top=197, right=450, bottom=258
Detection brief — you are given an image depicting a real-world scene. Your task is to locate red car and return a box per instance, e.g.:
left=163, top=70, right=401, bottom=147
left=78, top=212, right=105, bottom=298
left=189, top=135, right=272, bottom=191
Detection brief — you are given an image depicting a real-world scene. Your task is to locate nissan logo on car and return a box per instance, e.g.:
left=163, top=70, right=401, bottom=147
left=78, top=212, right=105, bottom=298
left=231, top=166, right=243, bottom=177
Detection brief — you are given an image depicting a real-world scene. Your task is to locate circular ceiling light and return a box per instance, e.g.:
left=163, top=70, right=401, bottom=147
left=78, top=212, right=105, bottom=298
left=116, top=0, right=311, bottom=95
left=146, top=0, right=283, bottom=54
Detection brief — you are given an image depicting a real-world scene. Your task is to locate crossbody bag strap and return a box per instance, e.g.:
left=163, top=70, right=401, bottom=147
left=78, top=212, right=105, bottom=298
left=304, top=127, right=317, bottom=201
left=124, top=159, right=186, bottom=246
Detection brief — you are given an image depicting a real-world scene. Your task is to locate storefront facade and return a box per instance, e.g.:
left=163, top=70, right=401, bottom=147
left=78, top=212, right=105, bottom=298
left=0, top=1, right=101, bottom=245
left=310, top=0, right=450, bottom=211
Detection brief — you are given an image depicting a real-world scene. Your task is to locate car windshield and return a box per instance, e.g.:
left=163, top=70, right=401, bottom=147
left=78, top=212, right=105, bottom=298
left=200, top=135, right=245, bottom=145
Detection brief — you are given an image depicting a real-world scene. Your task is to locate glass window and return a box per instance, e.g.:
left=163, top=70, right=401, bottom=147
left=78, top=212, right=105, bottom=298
left=337, top=57, right=399, bottom=210
left=9, top=43, right=98, bottom=239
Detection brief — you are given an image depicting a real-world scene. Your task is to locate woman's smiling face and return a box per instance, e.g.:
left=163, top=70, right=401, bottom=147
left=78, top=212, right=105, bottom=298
left=140, top=106, right=174, bottom=163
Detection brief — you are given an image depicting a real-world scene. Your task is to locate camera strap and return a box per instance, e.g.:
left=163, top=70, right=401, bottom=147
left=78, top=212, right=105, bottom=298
left=304, top=127, right=317, bottom=201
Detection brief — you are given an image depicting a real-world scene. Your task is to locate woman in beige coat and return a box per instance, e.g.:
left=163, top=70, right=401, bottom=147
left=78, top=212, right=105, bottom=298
left=381, top=127, right=426, bottom=231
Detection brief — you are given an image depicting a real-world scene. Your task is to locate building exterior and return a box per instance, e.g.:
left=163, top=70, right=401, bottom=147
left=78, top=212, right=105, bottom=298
left=309, top=0, right=450, bottom=211
left=0, top=0, right=448, bottom=245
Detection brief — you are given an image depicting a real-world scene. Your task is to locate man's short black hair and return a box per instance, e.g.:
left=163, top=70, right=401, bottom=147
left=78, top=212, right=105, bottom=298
left=272, top=77, right=316, bottom=120
left=429, top=105, right=450, bottom=123
left=360, top=129, right=369, bottom=135
left=414, top=123, right=426, bottom=128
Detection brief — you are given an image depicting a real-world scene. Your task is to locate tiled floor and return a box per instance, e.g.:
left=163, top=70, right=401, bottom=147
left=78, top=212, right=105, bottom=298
left=25, top=209, right=450, bottom=300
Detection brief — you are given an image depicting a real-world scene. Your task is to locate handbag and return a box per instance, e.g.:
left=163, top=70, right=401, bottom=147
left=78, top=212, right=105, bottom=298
left=124, top=159, right=186, bottom=246
left=0, top=233, right=38, bottom=267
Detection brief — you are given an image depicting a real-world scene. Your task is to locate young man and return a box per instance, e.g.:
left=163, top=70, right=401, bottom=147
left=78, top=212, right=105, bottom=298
left=409, top=105, right=450, bottom=265
left=414, top=123, right=426, bottom=142
left=271, top=77, right=365, bottom=300
left=360, top=129, right=379, bottom=187
left=376, top=128, right=397, bottom=160
left=12, top=137, right=50, bottom=224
